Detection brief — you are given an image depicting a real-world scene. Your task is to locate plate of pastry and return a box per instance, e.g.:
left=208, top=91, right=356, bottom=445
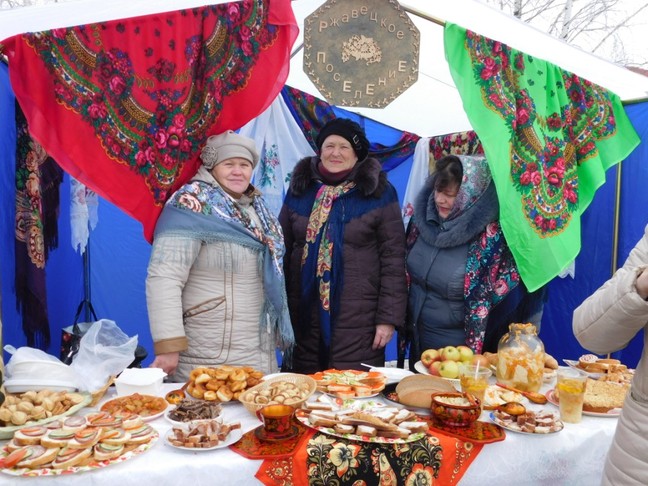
left=100, top=393, right=168, bottom=420
left=309, top=369, right=387, bottom=399
left=489, top=409, right=563, bottom=435
left=297, top=399, right=427, bottom=444
left=0, top=412, right=158, bottom=476
left=165, top=423, right=242, bottom=451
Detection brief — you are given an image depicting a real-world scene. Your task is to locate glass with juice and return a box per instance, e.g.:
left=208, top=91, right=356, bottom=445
left=556, top=368, right=587, bottom=423
left=459, top=364, right=492, bottom=409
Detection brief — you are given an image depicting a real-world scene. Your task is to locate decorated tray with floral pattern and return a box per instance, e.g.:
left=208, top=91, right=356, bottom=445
left=295, top=400, right=427, bottom=445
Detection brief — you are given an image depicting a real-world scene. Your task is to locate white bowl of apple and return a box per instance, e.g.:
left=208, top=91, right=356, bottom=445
left=416, top=345, right=491, bottom=387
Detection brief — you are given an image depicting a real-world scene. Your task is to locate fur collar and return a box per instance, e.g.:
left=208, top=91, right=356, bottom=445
left=413, top=174, right=499, bottom=248
left=289, top=156, right=388, bottom=197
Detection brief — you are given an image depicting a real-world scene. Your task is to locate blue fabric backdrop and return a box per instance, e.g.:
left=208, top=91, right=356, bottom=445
left=541, top=102, right=648, bottom=368
left=1, top=61, right=646, bottom=368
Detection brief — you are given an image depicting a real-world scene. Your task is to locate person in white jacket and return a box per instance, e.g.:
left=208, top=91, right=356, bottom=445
left=573, top=224, right=648, bottom=486
left=146, top=131, right=293, bottom=383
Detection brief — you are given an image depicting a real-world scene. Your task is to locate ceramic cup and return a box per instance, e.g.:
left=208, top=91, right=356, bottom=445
left=256, top=404, right=296, bottom=440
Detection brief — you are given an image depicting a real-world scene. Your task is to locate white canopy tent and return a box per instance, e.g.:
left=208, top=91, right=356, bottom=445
left=2, top=0, right=648, bottom=136
left=287, top=0, right=648, bottom=135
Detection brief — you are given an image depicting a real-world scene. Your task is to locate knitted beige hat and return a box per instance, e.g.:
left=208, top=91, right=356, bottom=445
left=200, top=130, right=259, bottom=169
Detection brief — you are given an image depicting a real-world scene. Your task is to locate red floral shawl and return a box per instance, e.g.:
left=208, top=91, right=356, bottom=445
left=2, top=0, right=297, bottom=241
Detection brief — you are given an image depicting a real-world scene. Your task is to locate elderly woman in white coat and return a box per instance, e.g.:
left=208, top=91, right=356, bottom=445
left=146, top=130, right=293, bottom=383
left=573, top=224, right=648, bottom=486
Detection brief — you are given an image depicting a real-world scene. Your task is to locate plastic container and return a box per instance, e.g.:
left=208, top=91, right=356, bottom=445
left=3, top=379, right=78, bottom=393
left=114, top=368, right=167, bottom=396
left=496, top=323, right=545, bottom=393
left=4, top=345, right=78, bottom=384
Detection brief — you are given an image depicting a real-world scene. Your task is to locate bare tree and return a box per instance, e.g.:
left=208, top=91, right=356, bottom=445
left=0, top=0, right=22, bottom=7
left=1, top=0, right=60, bottom=9
left=3, top=0, right=647, bottom=68
left=482, top=0, right=648, bottom=68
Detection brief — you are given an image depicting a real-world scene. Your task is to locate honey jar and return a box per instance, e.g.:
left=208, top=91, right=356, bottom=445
left=496, top=323, right=544, bottom=392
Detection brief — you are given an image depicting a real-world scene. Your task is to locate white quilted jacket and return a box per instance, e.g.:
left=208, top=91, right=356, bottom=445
left=146, top=170, right=278, bottom=382
left=573, top=224, right=648, bottom=486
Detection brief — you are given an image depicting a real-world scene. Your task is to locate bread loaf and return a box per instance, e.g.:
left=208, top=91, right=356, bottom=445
left=583, top=378, right=629, bottom=413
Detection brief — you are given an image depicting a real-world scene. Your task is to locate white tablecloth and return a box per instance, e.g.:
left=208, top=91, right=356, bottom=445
left=2, top=377, right=618, bottom=486
left=461, top=408, right=615, bottom=485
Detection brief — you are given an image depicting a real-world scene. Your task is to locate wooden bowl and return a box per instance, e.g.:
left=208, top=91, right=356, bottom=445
left=239, top=373, right=316, bottom=416
left=430, top=392, right=481, bottom=427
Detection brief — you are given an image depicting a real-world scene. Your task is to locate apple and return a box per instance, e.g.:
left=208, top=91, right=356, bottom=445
left=421, top=348, right=441, bottom=367
left=441, top=345, right=461, bottom=362
left=438, top=359, right=460, bottom=379
left=457, top=345, right=474, bottom=362
left=471, top=354, right=491, bottom=369
left=427, top=361, right=443, bottom=376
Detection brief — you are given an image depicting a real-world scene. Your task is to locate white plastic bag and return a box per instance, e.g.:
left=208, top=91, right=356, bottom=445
left=69, top=320, right=138, bottom=392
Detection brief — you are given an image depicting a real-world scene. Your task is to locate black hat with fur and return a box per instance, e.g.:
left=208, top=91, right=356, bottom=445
left=316, top=118, right=370, bottom=162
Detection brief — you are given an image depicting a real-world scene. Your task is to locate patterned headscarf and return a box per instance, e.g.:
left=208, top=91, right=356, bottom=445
left=445, top=155, right=492, bottom=220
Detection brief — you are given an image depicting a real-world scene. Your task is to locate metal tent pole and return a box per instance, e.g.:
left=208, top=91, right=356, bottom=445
left=83, top=240, right=92, bottom=322
left=611, top=162, right=622, bottom=277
